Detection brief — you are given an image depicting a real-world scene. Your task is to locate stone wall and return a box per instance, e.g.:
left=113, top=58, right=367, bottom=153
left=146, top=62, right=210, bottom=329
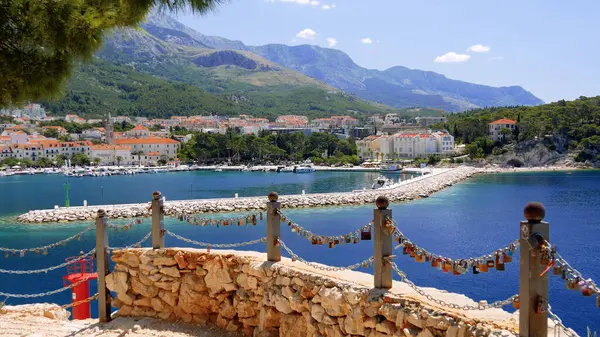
left=107, top=248, right=518, bottom=337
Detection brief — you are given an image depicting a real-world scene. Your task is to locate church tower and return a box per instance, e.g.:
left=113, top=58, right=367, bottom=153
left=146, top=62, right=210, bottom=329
left=106, top=111, right=114, bottom=145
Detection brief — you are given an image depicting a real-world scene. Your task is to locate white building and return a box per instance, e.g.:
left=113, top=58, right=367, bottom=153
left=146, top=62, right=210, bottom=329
left=114, top=137, right=180, bottom=162
left=415, top=116, right=446, bottom=127
left=488, top=119, right=516, bottom=142
left=82, top=128, right=105, bottom=139
left=125, top=125, right=150, bottom=138
left=90, top=145, right=133, bottom=166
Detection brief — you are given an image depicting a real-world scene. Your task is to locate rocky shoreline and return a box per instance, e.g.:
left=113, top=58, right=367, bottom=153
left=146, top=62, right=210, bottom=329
left=16, top=167, right=481, bottom=224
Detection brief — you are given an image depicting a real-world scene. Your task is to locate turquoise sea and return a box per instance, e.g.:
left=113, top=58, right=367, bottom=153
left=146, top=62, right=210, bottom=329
left=0, top=170, right=598, bottom=334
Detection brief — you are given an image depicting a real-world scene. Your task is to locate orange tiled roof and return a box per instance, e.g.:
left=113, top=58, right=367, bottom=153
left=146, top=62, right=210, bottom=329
left=147, top=152, right=161, bottom=156
left=114, top=137, right=179, bottom=145
left=489, top=119, right=516, bottom=125
left=131, top=125, right=149, bottom=131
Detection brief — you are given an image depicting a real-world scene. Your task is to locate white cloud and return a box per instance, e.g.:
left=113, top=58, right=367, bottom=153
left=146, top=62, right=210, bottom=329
left=271, top=0, right=320, bottom=6
left=296, top=28, right=317, bottom=40
left=322, top=3, right=336, bottom=9
left=326, top=37, right=338, bottom=47
left=489, top=56, right=504, bottom=61
left=466, top=44, right=490, bottom=53
left=360, top=37, right=373, bottom=44
left=433, top=52, right=471, bottom=63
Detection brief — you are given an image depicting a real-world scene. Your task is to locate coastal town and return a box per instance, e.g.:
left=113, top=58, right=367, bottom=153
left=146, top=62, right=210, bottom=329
left=0, top=104, right=486, bottom=170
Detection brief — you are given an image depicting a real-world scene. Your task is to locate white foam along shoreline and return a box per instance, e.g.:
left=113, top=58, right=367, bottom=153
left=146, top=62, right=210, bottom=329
left=16, top=167, right=481, bottom=224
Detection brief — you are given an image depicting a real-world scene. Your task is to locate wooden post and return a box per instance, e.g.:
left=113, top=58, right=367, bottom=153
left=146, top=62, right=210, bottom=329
left=266, top=192, right=281, bottom=262
left=151, top=191, right=164, bottom=249
left=95, top=209, right=111, bottom=322
left=519, top=202, right=549, bottom=337
left=374, top=196, right=393, bottom=289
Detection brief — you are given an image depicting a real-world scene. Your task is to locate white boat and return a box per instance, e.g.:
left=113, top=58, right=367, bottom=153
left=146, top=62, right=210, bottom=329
left=294, top=165, right=315, bottom=173
left=380, top=164, right=402, bottom=173
left=371, top=176, right=394, bottom=189
left=278, top=166, right=295, bottom=173
left=214, top=167, right=223, bottom=172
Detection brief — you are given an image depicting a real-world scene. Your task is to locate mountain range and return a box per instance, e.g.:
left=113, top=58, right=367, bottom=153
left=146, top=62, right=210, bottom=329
left=132, top=13, right=544, bottom=112
left=43, top=13, right=543, bottom=119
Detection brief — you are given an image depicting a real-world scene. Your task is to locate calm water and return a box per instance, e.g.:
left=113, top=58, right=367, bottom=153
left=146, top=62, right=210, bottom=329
left=0, top=171, right=599, bottom=334
left=0, top=170, right=405, bottom=215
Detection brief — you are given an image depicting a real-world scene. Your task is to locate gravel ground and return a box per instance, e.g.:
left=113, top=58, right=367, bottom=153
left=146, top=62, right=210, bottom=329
left=0, top=304, right=242, bottom=337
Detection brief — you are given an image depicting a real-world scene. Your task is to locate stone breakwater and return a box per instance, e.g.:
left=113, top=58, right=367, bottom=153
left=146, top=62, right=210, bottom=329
left=107, top=248, right=522, bottom=337
left=17, top=167, right=480, bottom=224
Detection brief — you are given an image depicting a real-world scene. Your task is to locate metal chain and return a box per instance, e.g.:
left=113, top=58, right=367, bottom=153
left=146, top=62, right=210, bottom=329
left=108, top=232, right=152, bottom=250
left=279, top=211, right=373, bottom=245
left=61, top=293, right=99, bottom=309
left=176, top=212, right=263, bottom=227
left=547, top=306, right=580, bottom=337
left=107, top=217, right=147, bottom=231
left=0, top=224, right=95, bottom=253
left=555, top=252, right=600, bottom=293
left=0, top=248, right=96, bottom=275
left=279, top=239, right=374, bottom=271
left=388, top=218, right=520, bottom=271
left=391, top=262, right=517, bottom=310
left=0, top=275, right=96, bottom=299
left=165, top=230, right=266, bottom=248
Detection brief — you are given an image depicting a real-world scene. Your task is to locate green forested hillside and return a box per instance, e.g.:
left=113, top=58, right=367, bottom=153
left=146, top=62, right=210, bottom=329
left=40, top=60, right=436, bottom=120
left=445, top=96, right=600, bottom=162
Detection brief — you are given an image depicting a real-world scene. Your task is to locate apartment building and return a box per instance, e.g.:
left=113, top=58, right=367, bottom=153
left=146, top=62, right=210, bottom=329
left=358, top=131, right=455, bottom=160
left=114, top=138, right=180, bottom=159
left=90, top=145, right=133, bottom=166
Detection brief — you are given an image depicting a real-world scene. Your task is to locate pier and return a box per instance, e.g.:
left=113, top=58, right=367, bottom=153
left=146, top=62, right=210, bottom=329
left=17, top=167, right=462, bottom=223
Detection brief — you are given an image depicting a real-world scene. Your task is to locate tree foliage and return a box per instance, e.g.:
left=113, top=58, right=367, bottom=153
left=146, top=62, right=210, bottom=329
left=0, top=0, right=225, bottom=107
left=446, top=96, right=600, bottom=160
left=178, top=130, right=358, bottom=165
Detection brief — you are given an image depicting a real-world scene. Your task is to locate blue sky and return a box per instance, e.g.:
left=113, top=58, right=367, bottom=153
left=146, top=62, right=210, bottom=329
left=176, top=0, right=598, bottom=103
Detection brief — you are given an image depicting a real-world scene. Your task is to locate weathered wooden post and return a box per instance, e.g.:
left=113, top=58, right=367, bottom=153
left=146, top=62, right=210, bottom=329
left=374, top=196, right=393, bottom=289
left=519, top=202, right=549, bottom=337
left=266, top=192, right=281, bottom=262
left=95, top=209, right=111, bottom=322
left=151, top=191, right=164, bottom=249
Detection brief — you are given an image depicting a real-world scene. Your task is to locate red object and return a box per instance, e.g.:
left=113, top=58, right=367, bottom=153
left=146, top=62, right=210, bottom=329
left=63, top=254, right=97, bottom=320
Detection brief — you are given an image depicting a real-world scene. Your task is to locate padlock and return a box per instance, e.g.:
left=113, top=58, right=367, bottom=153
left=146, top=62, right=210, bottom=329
left=312, top=238, right=319, bottom=245
left=409, top=248, right=417, bottom=259
left=288, top=221, right=292, bottom=227
left=361, top=228, right=372, bottom=241
left=415, top=253, right=425, bottom=263
left=345, top=236, right=351, bottom=244
left=596, top=294, right=600, bottom=307
left=259, top=212, right=263, bottom=221
left=238, top=219, right=243, bottom=226
left=425, top=254, right=431, bottom=262
left=334, top=239, right=340, bottom=245
left=291, top=256, right=297, bottom=262
left=503, top=252, right=512, bottom=263
left=553, top=263, right=563, bottom=276
left=582, top=285, right=596, bottom=297
left=353, top=237, right=359, bottom=244
left=512, top=296, right=520, bottom=309
left=472, top=265, right=480, bottom=275
left=495, top=254, right=505, bottom=271
left=402, top=246, right=410, bottom=255
left=486, top=259, right=495, bottom=269
left=442, top=261, right=452, bottom=273
left=328, top=242, right=334, bottom=248
left=478, top=260, right=489, bottom=273
left=431, top=258, right=439, bottom=268
left=252, top=215, right=257, bottom=225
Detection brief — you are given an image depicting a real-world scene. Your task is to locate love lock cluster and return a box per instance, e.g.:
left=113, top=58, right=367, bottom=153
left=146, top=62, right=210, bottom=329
left=177, top=212, right=262, bottom=227
left=281, top=214, right=374, bottom=248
